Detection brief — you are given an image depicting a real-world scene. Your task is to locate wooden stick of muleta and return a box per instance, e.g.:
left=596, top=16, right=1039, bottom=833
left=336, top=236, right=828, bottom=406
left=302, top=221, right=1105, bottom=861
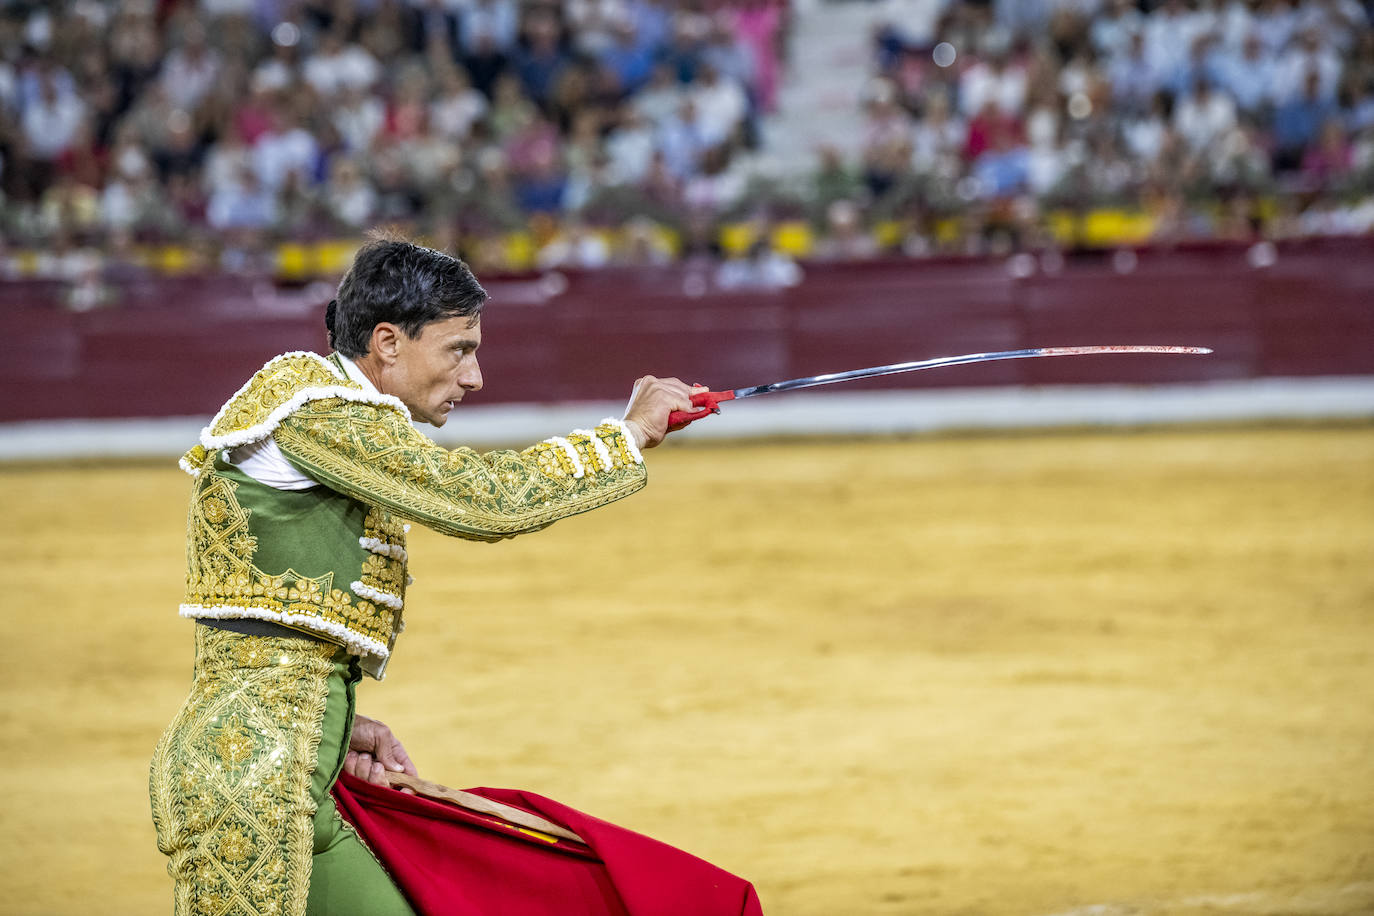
left=380, top=771, right=588, bottom=845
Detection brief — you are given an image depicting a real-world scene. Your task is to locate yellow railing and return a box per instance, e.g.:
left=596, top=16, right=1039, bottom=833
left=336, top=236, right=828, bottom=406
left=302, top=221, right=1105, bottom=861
left=8, top=205, right=1291, bottom=281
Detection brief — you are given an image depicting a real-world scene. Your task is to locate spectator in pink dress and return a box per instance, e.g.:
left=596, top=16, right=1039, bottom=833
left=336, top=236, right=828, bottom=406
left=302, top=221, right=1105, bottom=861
left=233, top=77, right=278, bottom=146
left=730, top=0, right=783, bottom=113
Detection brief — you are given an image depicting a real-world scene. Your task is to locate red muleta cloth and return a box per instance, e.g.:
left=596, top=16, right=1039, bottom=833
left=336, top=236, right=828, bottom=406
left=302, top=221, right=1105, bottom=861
left=331, top=771, right=764, bottom=916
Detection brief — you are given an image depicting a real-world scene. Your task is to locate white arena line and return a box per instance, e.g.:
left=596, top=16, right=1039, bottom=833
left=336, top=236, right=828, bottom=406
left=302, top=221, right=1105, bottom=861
left=2, top=377, right=1372, bottom=463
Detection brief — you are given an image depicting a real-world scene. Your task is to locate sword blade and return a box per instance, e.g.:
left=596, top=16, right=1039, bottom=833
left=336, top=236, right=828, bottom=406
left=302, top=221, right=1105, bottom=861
left=730, top=346, right=1213, bottom=399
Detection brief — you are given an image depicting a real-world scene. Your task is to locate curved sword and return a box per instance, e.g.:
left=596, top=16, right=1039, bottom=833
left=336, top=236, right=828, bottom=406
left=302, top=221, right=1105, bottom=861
left=667, top=345, right=1214, bottom=427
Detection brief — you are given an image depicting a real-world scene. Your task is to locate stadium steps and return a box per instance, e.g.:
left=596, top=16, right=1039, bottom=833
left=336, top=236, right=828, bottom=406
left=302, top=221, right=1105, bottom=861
left=749, top=0, right=880, bottom=179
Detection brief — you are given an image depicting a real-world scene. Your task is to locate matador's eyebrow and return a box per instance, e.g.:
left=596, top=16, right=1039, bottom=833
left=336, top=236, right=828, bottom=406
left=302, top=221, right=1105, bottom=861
left=449, top=338, right=480, bottom=350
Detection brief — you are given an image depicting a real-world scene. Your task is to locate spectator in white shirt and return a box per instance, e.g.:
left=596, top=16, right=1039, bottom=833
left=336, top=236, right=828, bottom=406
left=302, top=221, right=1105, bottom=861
left=1058, top=51, right=1101, bottom=100
left=910, top=90, right=966, bottom=174
left=700, top=15, right=754, bottom=91
left=1025, top=102, right=1067, bottom=195
left=303, top=28, right=382, bottom=99
left=656, top=97, right=711, bottom=178
left=459, top=0, right=519, bottom=56
left=252, top=35, right=302, bottom=94
left=566, top=0, right=630, bottom=58
left=203, top=122, right=253, bottom=197
left=1215, top=32, right=1277, bottom=115
left=606, top=107, right=657, bottom=183
left=21, top=71, right=86, bottom=161
left=332, top=86, right=386, bottom=154
left=634, top=64, right=683, bottom=126
left=17, top=59, right=77, bottom=113
left=1251, top=0, right=1297, bottom=54
left=958, top=51, right=1028, bottom=119
left=1215, top=0, right=1257, bottom=51
left=1174, top=78, right=1237, bottom=152
left=207, top=165, right=278, bottom=230
left=878, top=0, right=951, bottom=50
left=1091, top=0, right=1143, bottom=61
left=1108, top=30, right=1162, bottom=114
left=1144, top=0, right=1206, bottom=85
left=252, top=106, right=320, bottom=190
left=159, top=21, right=221, bottom=112
left=1272, top=28, right=1343, bottom=105
left=323, top=155, right=378, bottom=229
left=689, top=64, right=748, bottom=148
left=1122, top=90, right=1172, bottom=162
left=430, top=67, right=488, bottom=142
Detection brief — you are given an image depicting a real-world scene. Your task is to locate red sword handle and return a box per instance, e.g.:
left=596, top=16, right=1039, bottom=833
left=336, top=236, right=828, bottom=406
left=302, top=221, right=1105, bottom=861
left=667, top=389, right=736, bottom=430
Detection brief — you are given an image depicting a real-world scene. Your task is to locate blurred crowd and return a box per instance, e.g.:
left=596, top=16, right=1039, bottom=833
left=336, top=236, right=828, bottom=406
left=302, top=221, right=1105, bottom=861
left=0, top=0, right=1372, bottom=281
left=857, top=0, right=1374, bottom=256
left=0, top=0, right=785, bottom=272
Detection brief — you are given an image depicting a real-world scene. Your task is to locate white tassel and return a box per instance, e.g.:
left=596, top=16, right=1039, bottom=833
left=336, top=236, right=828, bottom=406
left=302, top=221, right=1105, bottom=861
left=179, top=603, right=390, bottom=659
left=178, top=456, right=202, bottom=478
left=200, top=384, right=412, bottom=450
left=203, top=351, right=342, bottom=432
left=599, top=418, right=644, bottom=465
left=358, top=536, right=408, bottom=562
left=350, top=580, right=404, bottom=610
left=571, top=429, right=614, bottom=472
left=541, top=436, right=585, bottom=479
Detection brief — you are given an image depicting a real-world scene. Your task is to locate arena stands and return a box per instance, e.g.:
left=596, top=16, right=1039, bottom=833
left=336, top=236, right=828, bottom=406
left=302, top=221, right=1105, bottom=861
left=0, top=0, right=1370, bottom=284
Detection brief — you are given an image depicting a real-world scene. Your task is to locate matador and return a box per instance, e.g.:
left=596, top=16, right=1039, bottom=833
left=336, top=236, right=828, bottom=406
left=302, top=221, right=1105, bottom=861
left=149, top=238, right=699, bottom=914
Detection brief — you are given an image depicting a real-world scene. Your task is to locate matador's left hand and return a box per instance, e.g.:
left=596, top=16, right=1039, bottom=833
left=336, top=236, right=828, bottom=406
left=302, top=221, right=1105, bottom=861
left=347, top=713, right=419, bottom=792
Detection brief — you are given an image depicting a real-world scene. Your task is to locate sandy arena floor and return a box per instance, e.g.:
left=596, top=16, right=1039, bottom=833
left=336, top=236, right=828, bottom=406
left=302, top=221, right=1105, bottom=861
left=2, top=425, right=1372, bottom=915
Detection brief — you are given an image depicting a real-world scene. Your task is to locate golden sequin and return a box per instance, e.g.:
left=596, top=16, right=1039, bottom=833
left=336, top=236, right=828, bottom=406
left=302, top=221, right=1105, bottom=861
left=213, top=717, right=256, bottom=767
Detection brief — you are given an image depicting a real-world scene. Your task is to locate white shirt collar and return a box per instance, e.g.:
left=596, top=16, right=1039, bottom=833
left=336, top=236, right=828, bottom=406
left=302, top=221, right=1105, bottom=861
left=336, top=353, right=381, bottom=396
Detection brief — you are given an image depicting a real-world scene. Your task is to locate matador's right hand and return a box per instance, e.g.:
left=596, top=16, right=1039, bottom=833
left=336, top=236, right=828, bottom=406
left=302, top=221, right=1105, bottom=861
left=622, top=376, right=704, bottom=450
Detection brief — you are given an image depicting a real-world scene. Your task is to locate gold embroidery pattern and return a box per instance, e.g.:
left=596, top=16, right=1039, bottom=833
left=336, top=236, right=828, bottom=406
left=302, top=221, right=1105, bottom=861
left=364, top=507, right=407, bottom=542
left=149, top=628, right=336, bottom=916
left=595, top=425, right=640, bottom=469
left=274, top=403, right=647, bottom=542
left=358, top=509, right=407, bottom=609
left=530, top=439, right=581, bottom=478
left=208, top=355, right=347, bottom=440
left=181, top=444, right=213, bottom=477
left=183, top=473, right=394, bottom=651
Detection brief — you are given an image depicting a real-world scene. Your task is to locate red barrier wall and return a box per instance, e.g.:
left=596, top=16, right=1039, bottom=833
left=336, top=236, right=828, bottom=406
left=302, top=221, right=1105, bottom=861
left=3, top=238, right=1372, bottom=422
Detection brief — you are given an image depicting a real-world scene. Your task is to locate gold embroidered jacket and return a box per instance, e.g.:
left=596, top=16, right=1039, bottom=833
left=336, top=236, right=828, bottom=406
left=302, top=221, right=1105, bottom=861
left=179, top=351, right=647, bottom=677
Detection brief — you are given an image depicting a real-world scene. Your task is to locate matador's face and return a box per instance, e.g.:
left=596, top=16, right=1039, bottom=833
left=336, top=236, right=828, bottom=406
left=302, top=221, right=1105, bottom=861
left=387, top=315, right=484, bottom=427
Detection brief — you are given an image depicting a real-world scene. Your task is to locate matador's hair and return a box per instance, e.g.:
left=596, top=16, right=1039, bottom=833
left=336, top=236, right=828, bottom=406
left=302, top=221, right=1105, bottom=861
left=327, top=232, right=487, bottom=358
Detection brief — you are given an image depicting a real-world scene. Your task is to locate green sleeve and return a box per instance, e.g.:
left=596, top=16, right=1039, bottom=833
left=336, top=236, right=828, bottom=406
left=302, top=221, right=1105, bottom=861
left=273, top=398, right=647, bottom=541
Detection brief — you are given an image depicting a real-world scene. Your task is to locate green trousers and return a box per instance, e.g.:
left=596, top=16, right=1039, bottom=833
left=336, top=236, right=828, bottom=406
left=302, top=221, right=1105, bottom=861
left=150, top=626, right=414, bottom=916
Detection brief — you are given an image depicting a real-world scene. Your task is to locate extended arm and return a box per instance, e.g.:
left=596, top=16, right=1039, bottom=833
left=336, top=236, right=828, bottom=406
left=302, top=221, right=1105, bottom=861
left=274, top=401, right=647, bottom=540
